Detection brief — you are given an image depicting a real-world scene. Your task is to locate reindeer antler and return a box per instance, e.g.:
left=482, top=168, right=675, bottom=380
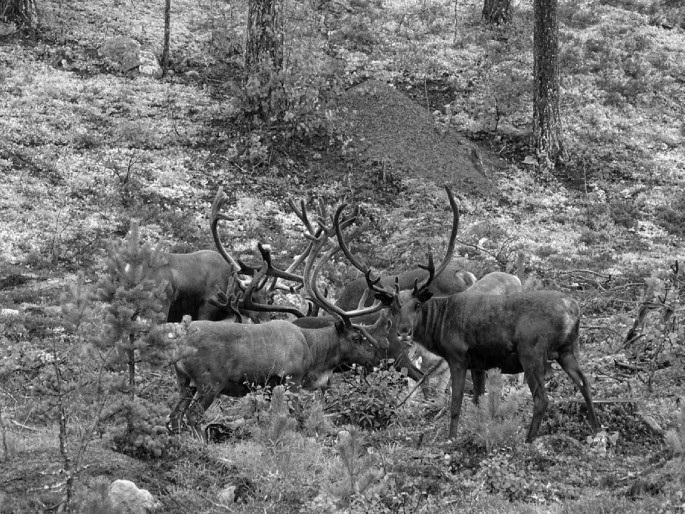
left=415, top=186, right=460, bottom=294
left=301, top=209, right=382, bottom=339
left=238, top=244, right=309, bottom=319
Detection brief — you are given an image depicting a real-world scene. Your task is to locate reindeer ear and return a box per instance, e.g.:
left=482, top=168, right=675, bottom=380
left=417, top=290, right=433, bottom=302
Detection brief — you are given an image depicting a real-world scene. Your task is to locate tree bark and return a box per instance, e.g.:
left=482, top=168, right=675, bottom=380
left=482, top=0, right=511, bottom=25
left=161, top=0, right=172, bottom=74
left=0, top=0, right=37, bottom=28
left=533, top=0, right=564, bottom=168
left=245, top=0, right=284, bottom=120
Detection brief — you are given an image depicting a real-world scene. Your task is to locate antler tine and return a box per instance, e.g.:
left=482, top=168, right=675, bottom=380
left=416, top=186, right=460, bottom=293
left=333, top=204, right=395, bottom=300
left=265, top=196, right=335, bottom=295
left=316, top=198, right=328, bottom=227
left=287, top=198, right=316, bottom=235
left=210, top=188, right=254, bottom=276
left=321, top=204, right=359, bottom=237
left=415, top=253, right=435, bottom=294
left=357, top=288, right=370, bottom=310
left=255, top=242, right=305, bottom=284
left=309, top=245, right=382, bottom=348
left=240, top=249, right=307, bottom=319
left=228, top=293, right=244, bottom=323
left=309, top=228, right=383, bottom=323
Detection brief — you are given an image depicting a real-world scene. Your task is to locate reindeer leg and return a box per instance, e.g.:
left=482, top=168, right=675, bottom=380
left=471, top=369, right=486, bottom=405
left=520, top=348, right=549, bottom=442
left=557, top=352, right=599, bottom=433
left=168, top=374, right=195, bottom=433
left=186, top=386, right=220, bottom=442
left=168, top=396, right=190, bottom=434
left=447, top=364, right=468, bottom=440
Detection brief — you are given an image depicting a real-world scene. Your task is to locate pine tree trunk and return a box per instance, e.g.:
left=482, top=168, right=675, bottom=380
left=533, top=0, right=564, bottom=168
left=245, top=0, right=284, bottom=120
left=0, top=0, right=37, bottom=28
left=161, top=0, right=172, bottom=73
left=482, top=0, right=511, bottom=25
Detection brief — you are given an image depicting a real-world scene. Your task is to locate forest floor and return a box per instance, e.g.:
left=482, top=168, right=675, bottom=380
left=1, top=0, right=685, bottom=512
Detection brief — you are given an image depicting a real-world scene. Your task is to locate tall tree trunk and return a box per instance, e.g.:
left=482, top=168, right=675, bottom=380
left=161, top=0, right=171, bottom=74
left=533, top=0, right=564, bottom=168
left=0, top=0, right=37, bottom=28
left=482, top=0, right=511, bottom=25
left=245, top=0, right=284, bottom=120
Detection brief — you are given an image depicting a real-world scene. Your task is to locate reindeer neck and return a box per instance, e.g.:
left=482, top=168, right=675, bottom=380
left=414, top=296, right=463, bottom=355
left=299, top=326, right=342, bottom=370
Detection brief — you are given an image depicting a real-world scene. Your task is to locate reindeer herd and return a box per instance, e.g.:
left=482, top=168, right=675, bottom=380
left=157, top=186, right=599, bottom=443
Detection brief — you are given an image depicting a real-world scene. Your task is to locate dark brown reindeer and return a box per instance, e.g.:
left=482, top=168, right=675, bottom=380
left=331, top=190, right=473, bottom=383
left=152, top=189, right=290, bottom=324
left=337, top=186, right=598, bottom=442
left=166, top=212, right=390, bottom=436
left=152, top=250, right=255, bottom=322
left=417, top=271, right=524, bottom=399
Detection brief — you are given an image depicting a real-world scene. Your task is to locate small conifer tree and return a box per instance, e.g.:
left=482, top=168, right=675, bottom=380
left=91, top=222, right=174, bottom=458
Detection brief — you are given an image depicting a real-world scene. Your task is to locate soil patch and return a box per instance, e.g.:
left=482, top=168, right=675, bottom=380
left=333, top=80, right=499, bottom=196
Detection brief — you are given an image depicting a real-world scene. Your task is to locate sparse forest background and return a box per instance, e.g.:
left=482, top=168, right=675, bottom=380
left=1, top=0, right=684, bottom=512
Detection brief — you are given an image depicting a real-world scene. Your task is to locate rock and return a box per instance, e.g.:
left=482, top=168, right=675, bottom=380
left=217, top=485, right=237, bottom=504
left=139, top=50, right=163, bottom=79
left=108, top=479, right=157, bottom=513
left=97, top=37, right=165, bottom=79
left=0, top=22, right=17, bottom=37
left=98, top=36, right=141, bottom=72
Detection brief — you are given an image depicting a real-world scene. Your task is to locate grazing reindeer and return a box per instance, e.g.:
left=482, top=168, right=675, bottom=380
left=336, top=186, right=599, bottom=441
left=165, top=207, right=389, bottom=436
left=152, top=250, right=263, bottom=322
left=153, top=189, right=292, bottom=324
left=418, top=271, right=523, bottom=399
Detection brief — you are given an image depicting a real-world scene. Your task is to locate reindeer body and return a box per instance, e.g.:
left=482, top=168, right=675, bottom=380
left=418, top=271, right=523, bottom=397
left=168, top=316, right=388, bottom=433
left=154, top=250, right=269, bottom=323
left=395, top=290, right=598, bottom=441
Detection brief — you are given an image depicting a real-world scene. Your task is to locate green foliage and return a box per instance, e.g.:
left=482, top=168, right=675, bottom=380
left=106, top=398, right=172, bottom=459
left=664, top=401, right=684, bottom=458
left=303, top=392, right=332, bottom=436
left=236, top=12, right=346, bottom=147
left=625, top=263, right=685, bottom=391
left=326, top=427, right=383, bottom=504
left=264, top=385, right=299, bottom=446
left=81, top=223, right=174, bottom=459
left=485, top=60, right=532, bottom=132
left=654, top=196, right=685, bottom=238
left=478, top=450, right=538, bottom=502
left=328, top=365, right=406, bottom=430
left=460, top=371, right=526, bottom=452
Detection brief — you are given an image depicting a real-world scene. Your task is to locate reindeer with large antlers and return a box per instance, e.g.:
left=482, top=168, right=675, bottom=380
left=165, top=207, right=391, bottom=437
left=336, top=186, right=599, bottom=442
left=151, top=189, right=295, bottom=324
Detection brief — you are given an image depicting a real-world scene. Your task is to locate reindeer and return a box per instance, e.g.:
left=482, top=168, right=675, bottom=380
left=336, top=186, right=599, bottom=442
left=417, top=271, right=524, bottom=399
left=154, top=187, right=326, bottom=324
left=151, top=190, right=279, bottom=324
left=165, top=205, right=391, bottom=436
left=326, top=195, right=474, bottom=383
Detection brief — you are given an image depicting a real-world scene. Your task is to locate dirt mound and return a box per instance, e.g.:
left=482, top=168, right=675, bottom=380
left=334, top=80, right=497, bottom=195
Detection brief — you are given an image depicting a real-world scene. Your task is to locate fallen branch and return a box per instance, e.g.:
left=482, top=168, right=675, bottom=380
left=396, top=358, right=444, bottom=408
left=11, top=419, right=39, bottom=432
